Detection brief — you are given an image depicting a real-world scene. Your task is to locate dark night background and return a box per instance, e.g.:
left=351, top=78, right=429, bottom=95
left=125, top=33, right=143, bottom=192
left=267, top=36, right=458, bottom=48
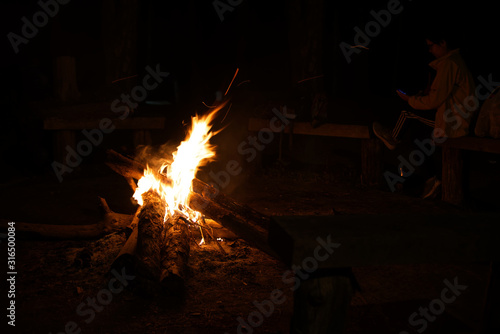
left=1, top=0, right=499, bottom=180
left=1, top=1, right=500, bottom=333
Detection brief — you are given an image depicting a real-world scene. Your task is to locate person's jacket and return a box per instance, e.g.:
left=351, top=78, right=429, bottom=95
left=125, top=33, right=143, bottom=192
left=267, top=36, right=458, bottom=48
left=409, top=49, right=476, bottom=138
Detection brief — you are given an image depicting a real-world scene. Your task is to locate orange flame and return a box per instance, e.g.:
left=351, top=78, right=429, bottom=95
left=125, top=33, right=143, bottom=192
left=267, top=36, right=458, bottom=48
left=133, top=104, right=225, bottom=222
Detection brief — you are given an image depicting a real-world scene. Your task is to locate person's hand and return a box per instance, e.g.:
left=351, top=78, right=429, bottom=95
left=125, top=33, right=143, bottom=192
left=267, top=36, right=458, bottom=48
left=396, top=90, right=410, bottom=102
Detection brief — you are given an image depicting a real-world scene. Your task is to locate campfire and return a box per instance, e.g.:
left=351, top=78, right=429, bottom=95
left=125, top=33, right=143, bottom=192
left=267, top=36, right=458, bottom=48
left=133, top=107, right=220, bottom=223
left=104, top=104, right=274, bottom=296
left=11, top=99, right=274, bottom=297
left=110, top=105, right=227, bottom=294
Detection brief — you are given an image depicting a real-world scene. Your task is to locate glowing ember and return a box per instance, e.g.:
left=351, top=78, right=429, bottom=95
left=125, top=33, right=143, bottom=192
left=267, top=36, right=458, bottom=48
left=133, top=105, right=224, bottom=222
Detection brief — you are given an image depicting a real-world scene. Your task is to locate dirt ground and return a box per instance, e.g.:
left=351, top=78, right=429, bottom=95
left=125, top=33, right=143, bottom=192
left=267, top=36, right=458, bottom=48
left=1, top=149, right=499, bottom=334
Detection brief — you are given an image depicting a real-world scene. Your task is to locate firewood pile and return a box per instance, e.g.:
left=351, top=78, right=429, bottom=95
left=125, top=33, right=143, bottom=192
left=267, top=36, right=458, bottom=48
left=105, top=149, right=275, bottom=295
left=9, top=149, right=274, bottom=296
left=110, top=190, right=191, bottom=296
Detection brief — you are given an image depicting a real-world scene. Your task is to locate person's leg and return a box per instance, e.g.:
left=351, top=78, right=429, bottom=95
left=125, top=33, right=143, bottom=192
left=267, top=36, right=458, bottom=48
left=415, top=114, right=441, bottom=199
left=392, top=109, right=436, bottom=140
left=374, top=109, right=436, bottom=150
left=391, top=110, right=411, bottom=140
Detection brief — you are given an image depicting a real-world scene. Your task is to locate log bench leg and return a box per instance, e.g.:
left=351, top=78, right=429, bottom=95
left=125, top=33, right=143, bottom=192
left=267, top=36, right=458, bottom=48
left=290, top=271, right=353, bottom=334
left=361, top=138, right=383, bottom=186
left=481, top=262, right=500, bottom=333
left=441, top=146, right=464, bottom=205
left=53, top=130, right=76, bottom=163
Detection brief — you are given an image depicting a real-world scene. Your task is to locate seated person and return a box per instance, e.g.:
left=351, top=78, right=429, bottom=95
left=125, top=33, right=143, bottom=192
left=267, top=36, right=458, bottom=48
left=373, top=29, right=477, bottom=198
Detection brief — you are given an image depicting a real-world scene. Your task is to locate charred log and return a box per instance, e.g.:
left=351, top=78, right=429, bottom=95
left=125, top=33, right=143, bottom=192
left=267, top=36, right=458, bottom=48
left=112, top=192, right=191, bottom=296
left=106, top=149, right=270, bottom=229
left=188, top=192, right=274, bottom=256
left=160, top=216, right=190, bottom=295
left=136, top=191, right=165, bottom=283
left=1, top=198, right=133, bottom=239
left=105, top=149, right=276, bottom=257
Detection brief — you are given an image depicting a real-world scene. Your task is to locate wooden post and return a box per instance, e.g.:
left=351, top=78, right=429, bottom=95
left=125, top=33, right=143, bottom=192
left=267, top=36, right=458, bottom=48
left=441, top=146, right=464, bottom=205
left=102, top=0, right=138, bottom=88
left=291, top=272, right=353, bottom=334
left=54, top=56, right=80, bottom=102
left=481, top=262, right=500, bottom=332
left=288, top=0, right=325, bottom=120
left=133, top=130, right=152, bottom=147
left=361, top=138, right=383, bottom=186
left=53, top=130, right=75, bottom=163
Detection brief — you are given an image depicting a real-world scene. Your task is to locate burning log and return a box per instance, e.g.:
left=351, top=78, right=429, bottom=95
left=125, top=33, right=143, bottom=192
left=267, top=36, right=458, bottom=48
left=136, top=191, right=165, bottom=282
left=105, top=149, right=276, bottom=257
left=111, top=224, right=165, bottom=295
left=111, top=225, right=158, bottom=293
left=111, top=191, right=191, bottom=295
left=188, top=192, right=272, bottom=255
left=160, top=216, right=190, bottom=294
left=112, top=226, right=138, bottom=269
left=1, top=197, right=133, bottom=239
left=106, top=149, right=270, bottom=227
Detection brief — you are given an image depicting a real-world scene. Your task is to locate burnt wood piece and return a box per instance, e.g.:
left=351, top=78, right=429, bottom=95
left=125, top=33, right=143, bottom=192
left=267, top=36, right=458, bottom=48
left=111, top=214, right=160, bottom=293
left=111, top=191, right=167, bottom=295
left=113, top=226, right=138, bottom=269
left=1, top=198, right=133, bottom=239
left=136, top=191, right=166, bottom=282
left=112, top=206, right=141, bottom=265
left=160, top=216, right=190, bottom=295
left=106, top=149, right=270, bottom=229
left=110, top=226, right=145, bottom=283
left=105, top=148, right=142, bottom=177
left=3, top=222, right=108, bottom=239
left=191, top=178, right=271, bottom=230
left=204, top=218, right=238, bottom=240
left=105, top=149, right=276, bottom=257
left=112, top=193, right=191, bottom=296
left=188, top=192, right=274, bottom=257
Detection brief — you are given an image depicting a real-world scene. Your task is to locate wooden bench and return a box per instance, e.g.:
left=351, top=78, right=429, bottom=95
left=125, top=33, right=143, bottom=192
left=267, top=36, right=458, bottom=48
left=269, top=214, right=500, bottom=333
left=43, top=102, right=166, bottom=162
left=439, top=136, right=500, bottom=205
left=248, top=118, right=382, bottom=186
